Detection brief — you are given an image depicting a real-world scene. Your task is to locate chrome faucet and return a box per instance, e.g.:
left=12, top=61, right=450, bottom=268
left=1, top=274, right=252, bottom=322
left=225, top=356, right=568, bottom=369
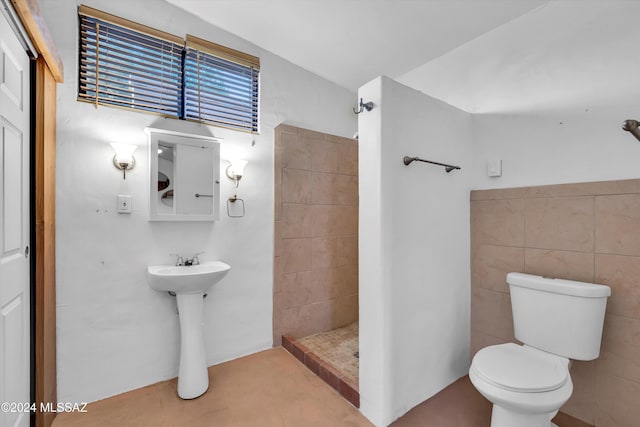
left=170, top=253, right=184, bottom=266
left=184, top=252, right=204, bottom=266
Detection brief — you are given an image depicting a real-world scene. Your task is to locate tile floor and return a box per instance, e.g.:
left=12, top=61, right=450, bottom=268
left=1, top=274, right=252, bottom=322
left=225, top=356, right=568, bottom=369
left=282, top=335, right=360, bottom=408
left=283, top=323, right=360, bottom=407
left=297, top=321, right=359, bottom=386
left=52, top=347, right=592, bottom=427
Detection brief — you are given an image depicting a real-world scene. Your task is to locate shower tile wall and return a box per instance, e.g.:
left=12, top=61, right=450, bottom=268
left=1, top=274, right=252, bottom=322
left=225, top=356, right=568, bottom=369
left=273, top=124, right=358, bottom=346
left=470, top=179, right=640, bottom=427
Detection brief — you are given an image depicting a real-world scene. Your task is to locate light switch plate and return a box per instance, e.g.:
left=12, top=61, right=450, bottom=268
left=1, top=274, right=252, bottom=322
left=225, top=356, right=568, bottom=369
left=117, top=195, right=132, bottom=213
left=487, top=159, right=502, bottom=177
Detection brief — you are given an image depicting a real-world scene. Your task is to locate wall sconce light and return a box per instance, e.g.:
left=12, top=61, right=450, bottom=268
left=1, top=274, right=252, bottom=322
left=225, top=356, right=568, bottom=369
left=225, top=159, right=247, bottom=189
left=110, top=143, right=137, bottom=180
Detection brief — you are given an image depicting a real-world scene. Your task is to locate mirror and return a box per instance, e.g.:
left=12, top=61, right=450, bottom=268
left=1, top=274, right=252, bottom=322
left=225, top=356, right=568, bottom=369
left=158, top=145, right=174, bottom=210
left=146, top=128, right=221, bottom=221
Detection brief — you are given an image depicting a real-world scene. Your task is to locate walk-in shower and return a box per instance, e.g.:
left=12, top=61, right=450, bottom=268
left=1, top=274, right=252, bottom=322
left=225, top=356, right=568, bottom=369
left=273, top=123, right=360, bottom=406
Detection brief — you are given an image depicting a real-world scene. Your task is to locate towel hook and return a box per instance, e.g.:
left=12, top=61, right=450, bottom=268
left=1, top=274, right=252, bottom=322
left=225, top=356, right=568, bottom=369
left=353, top=98, right=374, bottom=114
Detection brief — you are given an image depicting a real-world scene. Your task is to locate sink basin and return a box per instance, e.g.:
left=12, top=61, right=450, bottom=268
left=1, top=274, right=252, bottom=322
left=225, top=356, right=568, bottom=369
left=147, top=261, right=231, bottom=293
left=146, top=260, right=231, bottom=399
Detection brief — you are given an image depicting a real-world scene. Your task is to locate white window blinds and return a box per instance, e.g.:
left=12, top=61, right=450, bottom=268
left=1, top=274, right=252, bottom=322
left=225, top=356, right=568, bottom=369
left=78, top=6, right=260, bottom=133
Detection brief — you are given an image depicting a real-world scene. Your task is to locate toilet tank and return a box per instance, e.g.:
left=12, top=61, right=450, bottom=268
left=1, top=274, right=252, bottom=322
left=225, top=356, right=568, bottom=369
left=507, top=272, right=611, bottom=361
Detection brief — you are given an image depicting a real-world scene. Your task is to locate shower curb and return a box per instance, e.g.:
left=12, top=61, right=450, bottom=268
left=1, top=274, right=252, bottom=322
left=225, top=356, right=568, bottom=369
left=282, top=335, right=360, bottom=408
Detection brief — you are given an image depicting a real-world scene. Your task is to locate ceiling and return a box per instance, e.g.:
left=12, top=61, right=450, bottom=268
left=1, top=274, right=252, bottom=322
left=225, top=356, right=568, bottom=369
left=167, top=0, right=640, bottom=114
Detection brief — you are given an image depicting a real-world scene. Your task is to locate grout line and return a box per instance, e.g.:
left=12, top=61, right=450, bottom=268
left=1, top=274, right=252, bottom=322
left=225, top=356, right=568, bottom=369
left=593, top=251, right=640, bottom=259
left=593, top=196, right=596, bottom=282
left=522, top=197, right=527, bottom=251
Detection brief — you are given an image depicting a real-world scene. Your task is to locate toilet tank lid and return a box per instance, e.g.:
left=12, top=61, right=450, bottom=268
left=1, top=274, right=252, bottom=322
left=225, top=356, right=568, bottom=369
left=507, top=272, right=611, bottom=298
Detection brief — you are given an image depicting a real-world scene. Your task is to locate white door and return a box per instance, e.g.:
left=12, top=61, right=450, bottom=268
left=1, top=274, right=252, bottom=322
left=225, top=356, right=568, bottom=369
left=0, top=9, right=31, bottom=427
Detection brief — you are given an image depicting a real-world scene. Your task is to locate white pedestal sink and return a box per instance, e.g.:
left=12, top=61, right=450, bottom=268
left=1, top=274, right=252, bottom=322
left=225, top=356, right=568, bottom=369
left=146, top=261, right=231, bottom=399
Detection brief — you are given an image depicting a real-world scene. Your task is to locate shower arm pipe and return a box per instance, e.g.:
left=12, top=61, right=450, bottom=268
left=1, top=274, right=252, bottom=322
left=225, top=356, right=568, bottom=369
left=403, top=156, right=461, bottom=173
left=622, top=119, right=640, bottom=142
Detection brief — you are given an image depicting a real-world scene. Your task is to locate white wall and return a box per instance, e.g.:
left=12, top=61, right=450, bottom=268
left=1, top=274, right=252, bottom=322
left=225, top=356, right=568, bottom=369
left=43, top=0, right=356, bottom=404
left=359, top=76, right=472, bottom=426
left=357, top=77, right=391, bottom=425
left=471, top=108, right=640, bottom=190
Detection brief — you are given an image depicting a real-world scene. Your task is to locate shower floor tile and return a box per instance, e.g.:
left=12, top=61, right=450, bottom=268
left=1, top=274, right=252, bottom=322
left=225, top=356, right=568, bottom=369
left=282, top=322, right=359, bottom=407
left=297, top=321, right=359, bottom=386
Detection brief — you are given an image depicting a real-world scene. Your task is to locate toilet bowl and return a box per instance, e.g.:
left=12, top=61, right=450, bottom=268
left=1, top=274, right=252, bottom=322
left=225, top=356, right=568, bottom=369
left=470, top=273, right=610, bottom=427
left=470, top=343, right=573, bottom=427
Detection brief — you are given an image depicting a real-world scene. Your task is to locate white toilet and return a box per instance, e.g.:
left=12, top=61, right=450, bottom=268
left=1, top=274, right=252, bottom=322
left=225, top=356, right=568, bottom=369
left=469, top=272, right=610, bottom=427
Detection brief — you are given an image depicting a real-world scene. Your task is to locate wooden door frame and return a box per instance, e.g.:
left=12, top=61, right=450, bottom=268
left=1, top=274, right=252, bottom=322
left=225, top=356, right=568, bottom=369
left=32, top=57, right=58, bottom=427
left=10, top=1, right=62, bottom=427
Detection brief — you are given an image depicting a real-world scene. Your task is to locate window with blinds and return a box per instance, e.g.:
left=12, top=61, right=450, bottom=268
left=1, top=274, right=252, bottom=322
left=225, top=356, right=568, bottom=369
left=78, top=6, right=260, bottom=133
left=185, top=36, right=259, bottom=133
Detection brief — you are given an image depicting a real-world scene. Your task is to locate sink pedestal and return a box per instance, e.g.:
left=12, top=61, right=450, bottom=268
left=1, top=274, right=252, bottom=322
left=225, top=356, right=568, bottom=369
left=146, top=261, right=231, bottom=399
left=176, top=292, right=208, bottom=399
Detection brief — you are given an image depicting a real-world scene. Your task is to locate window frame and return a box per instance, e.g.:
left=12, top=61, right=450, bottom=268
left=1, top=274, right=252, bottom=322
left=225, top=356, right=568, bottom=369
left=77, top=5, right=260, bottom=134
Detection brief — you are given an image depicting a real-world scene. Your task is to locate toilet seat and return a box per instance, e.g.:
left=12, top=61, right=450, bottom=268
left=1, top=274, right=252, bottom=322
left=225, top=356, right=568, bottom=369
left=471, top=343, right=568, bottom=393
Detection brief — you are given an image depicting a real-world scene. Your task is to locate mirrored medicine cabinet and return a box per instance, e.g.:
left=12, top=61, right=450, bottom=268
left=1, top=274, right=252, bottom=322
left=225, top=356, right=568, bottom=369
left=146, top=128, right=221, bottom=221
